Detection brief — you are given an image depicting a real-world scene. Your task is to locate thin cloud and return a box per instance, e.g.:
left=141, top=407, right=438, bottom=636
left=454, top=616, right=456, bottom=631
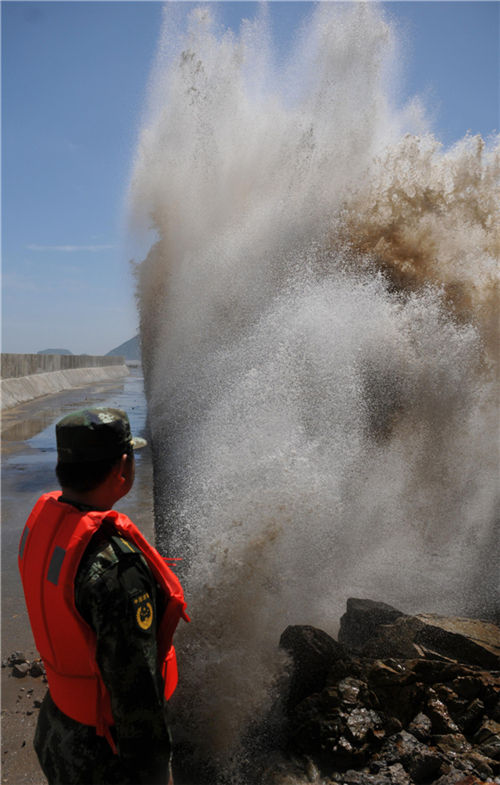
left=26, top=244, right=115, bottom=252
left=3, top=273, right=38, bottom=290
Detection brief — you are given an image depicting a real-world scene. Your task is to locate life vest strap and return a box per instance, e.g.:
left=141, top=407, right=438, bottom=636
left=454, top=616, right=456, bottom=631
left=95, top=675, right=117, bottom=755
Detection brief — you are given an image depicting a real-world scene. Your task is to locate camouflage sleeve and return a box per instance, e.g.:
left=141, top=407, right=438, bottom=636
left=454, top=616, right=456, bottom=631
left=76, top=538, right=172, bottom=785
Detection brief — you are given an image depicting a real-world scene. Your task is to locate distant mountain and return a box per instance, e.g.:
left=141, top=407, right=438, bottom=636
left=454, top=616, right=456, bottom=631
left=106, top=335, right=141, bottom=361
left=37, top=348, right=73, bottom=355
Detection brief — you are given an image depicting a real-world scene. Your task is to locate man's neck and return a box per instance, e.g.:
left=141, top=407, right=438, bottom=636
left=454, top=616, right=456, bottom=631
left=59, top=487, right=118, bottom=512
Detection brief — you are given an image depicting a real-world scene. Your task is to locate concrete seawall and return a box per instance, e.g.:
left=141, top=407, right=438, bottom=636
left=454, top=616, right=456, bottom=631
left=1, top=354, right=130, bottom=411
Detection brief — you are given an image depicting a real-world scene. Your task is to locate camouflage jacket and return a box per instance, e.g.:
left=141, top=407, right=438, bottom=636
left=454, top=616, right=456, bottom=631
left=34, top=500, right=172, bottom=785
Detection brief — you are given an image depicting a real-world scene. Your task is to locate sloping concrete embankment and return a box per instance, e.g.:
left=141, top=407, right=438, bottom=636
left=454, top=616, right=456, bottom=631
left=1, top=354, right=130, bottom=411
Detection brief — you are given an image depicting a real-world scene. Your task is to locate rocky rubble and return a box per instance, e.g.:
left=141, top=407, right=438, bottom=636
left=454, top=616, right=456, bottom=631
left=2, top=651, right=47, bottom=680
left=261, top=600, right=500, bottom=785
left=1, top=649, right=48, bottom=777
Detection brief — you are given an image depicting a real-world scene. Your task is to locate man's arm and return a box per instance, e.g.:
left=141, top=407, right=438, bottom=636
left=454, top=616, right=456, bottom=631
left=77, top=541, right=172, bottom=785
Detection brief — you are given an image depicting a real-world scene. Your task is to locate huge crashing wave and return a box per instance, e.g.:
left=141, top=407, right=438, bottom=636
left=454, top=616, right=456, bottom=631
left=128, top=3, right=499, bottom=778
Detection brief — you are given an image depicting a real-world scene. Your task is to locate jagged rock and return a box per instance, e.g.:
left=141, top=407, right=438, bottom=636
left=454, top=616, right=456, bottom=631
left=455, top=699, right=485, bottom=735
left=480, top=683, right=500, bottom=723
left=433, top=733, right=471, bottom=755
left=406, top=659, right=470, bottom=686
left=433, top=685, right=469, bottom=723
left=473, top=717, right=500, bottom=745
left=473, top=718, right=500, bottom=760
left=387, top=763, right=412, bottom=785
left=338, top=600, right=406, bottom=653
left=407, top=712, right=432, bottom=741
left=491, top=696, right=500, bottom=720
left=338, top=678, right=365, bottom=706
left=426, top=696, right=460, bottom=735
left=281, top=602, right=500, bottom=784
left=457, top=750, right=499, bottom=777
left=362, top=617, right=428, bottom=660
left=379, top=731, right=443, bottom=781
left=29, top=660, right=45, bottom=678
left=407, top=751, right=444, bottom=784
left=353, top=606, right=500, bottom=670
left=415, top=615, right=500, bottom=670
left=346, top=707, right=382, bottom=743
left=7, top=652, right=27, bottom=666
left=366, top=660, right=409, bottom=688
left=280, top=625, right=348, bottom=709
left=477, top=738, right=500, bottom=760
left=364, top=664, right=426, bottom=727
left=385, top=717, right=404, bottom=737
left=449, top=677, right=481, bottom=702
left=325, top=661, right=363, bottom=699
left=12, top=663, right=30, bottom=678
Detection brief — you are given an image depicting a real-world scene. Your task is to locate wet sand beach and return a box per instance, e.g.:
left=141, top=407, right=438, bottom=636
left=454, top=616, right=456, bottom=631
left=1, top=369, right=153, bottom=784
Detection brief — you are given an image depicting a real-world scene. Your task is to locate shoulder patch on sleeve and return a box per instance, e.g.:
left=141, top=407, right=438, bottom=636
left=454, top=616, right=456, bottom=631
left=133, top=591, right=154, bottom=631
left=110, top=534, right=140, bottom=556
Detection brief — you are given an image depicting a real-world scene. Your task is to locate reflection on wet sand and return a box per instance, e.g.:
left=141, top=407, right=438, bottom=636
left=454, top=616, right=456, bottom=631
left=1, top=415, right=57, bottom=443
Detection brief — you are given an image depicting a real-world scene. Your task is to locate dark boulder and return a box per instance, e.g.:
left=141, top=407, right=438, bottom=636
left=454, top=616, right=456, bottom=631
left=433, top=733, right=471, bottom=756
left=473, top=718, right=500, bottom=760
left=29, top=659, right=45, bottom=678
left=270, top=602, right=500, bottom=784
left=362, top=617, right=428, bottom=660
left=338, top=599, right=406, bottom=653
left=6, top=652, right=27, bottom=666
left=379, top=730, right=443, bottom=782
left=407, top=712, right=432, bottom=742
left=12, top=662, right=30, bottom=678
left=426, top=695, right=460, bottom=735
left=457, top=750, right=499, bottom=777
left=456, top=699, right=486, bottom=736
left=279, top=624, right=348, bottom=709
left=357, top=612, right=499, bottom=671
left=414, top=615, right=500, bottom=670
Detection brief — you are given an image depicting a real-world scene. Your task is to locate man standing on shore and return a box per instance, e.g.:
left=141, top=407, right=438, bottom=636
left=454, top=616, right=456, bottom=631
left=18, top=407, right=188, bottom=784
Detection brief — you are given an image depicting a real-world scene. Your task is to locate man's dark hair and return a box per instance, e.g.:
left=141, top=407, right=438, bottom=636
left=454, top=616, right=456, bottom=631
left=55, top=452, right=132, bottom=494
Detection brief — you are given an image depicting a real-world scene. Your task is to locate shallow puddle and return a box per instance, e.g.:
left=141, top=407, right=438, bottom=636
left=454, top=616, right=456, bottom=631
left=1, top=416, right=57, bottom=443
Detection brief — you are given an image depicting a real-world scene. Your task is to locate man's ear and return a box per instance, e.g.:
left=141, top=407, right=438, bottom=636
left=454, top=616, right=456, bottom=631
left=114, top=454, right=129, bottom=485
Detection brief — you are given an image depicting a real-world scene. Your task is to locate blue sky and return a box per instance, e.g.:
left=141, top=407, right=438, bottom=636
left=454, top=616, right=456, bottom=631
left=2, top=1, right=498, bottom=356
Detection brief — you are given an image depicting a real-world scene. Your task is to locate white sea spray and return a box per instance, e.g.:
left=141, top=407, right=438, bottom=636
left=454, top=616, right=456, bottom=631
left=128, top=3, right=499, bottom=779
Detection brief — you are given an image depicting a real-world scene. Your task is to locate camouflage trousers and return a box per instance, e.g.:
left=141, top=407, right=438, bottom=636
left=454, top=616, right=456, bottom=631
left=35, top=691, right=138, bottom=785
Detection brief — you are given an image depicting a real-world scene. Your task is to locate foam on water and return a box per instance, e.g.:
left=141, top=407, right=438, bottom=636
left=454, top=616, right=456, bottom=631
left=128, top=3, right=499, bottom=778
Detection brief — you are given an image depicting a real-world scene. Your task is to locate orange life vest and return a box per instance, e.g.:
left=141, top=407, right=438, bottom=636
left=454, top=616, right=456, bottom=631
left=18, top=492, right=189, bottom=751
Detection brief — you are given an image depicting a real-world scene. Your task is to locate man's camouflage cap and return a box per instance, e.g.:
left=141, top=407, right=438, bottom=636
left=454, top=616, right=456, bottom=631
left=56, top=407, right=147, bottom=464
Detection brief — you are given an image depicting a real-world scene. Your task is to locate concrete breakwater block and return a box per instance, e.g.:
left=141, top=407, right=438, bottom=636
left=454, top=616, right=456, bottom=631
left=0, top=365, right=129, bottom=411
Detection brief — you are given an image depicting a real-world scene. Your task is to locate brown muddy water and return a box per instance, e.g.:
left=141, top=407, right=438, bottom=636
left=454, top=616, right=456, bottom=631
left=1, top=369, right=153, bottom=784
